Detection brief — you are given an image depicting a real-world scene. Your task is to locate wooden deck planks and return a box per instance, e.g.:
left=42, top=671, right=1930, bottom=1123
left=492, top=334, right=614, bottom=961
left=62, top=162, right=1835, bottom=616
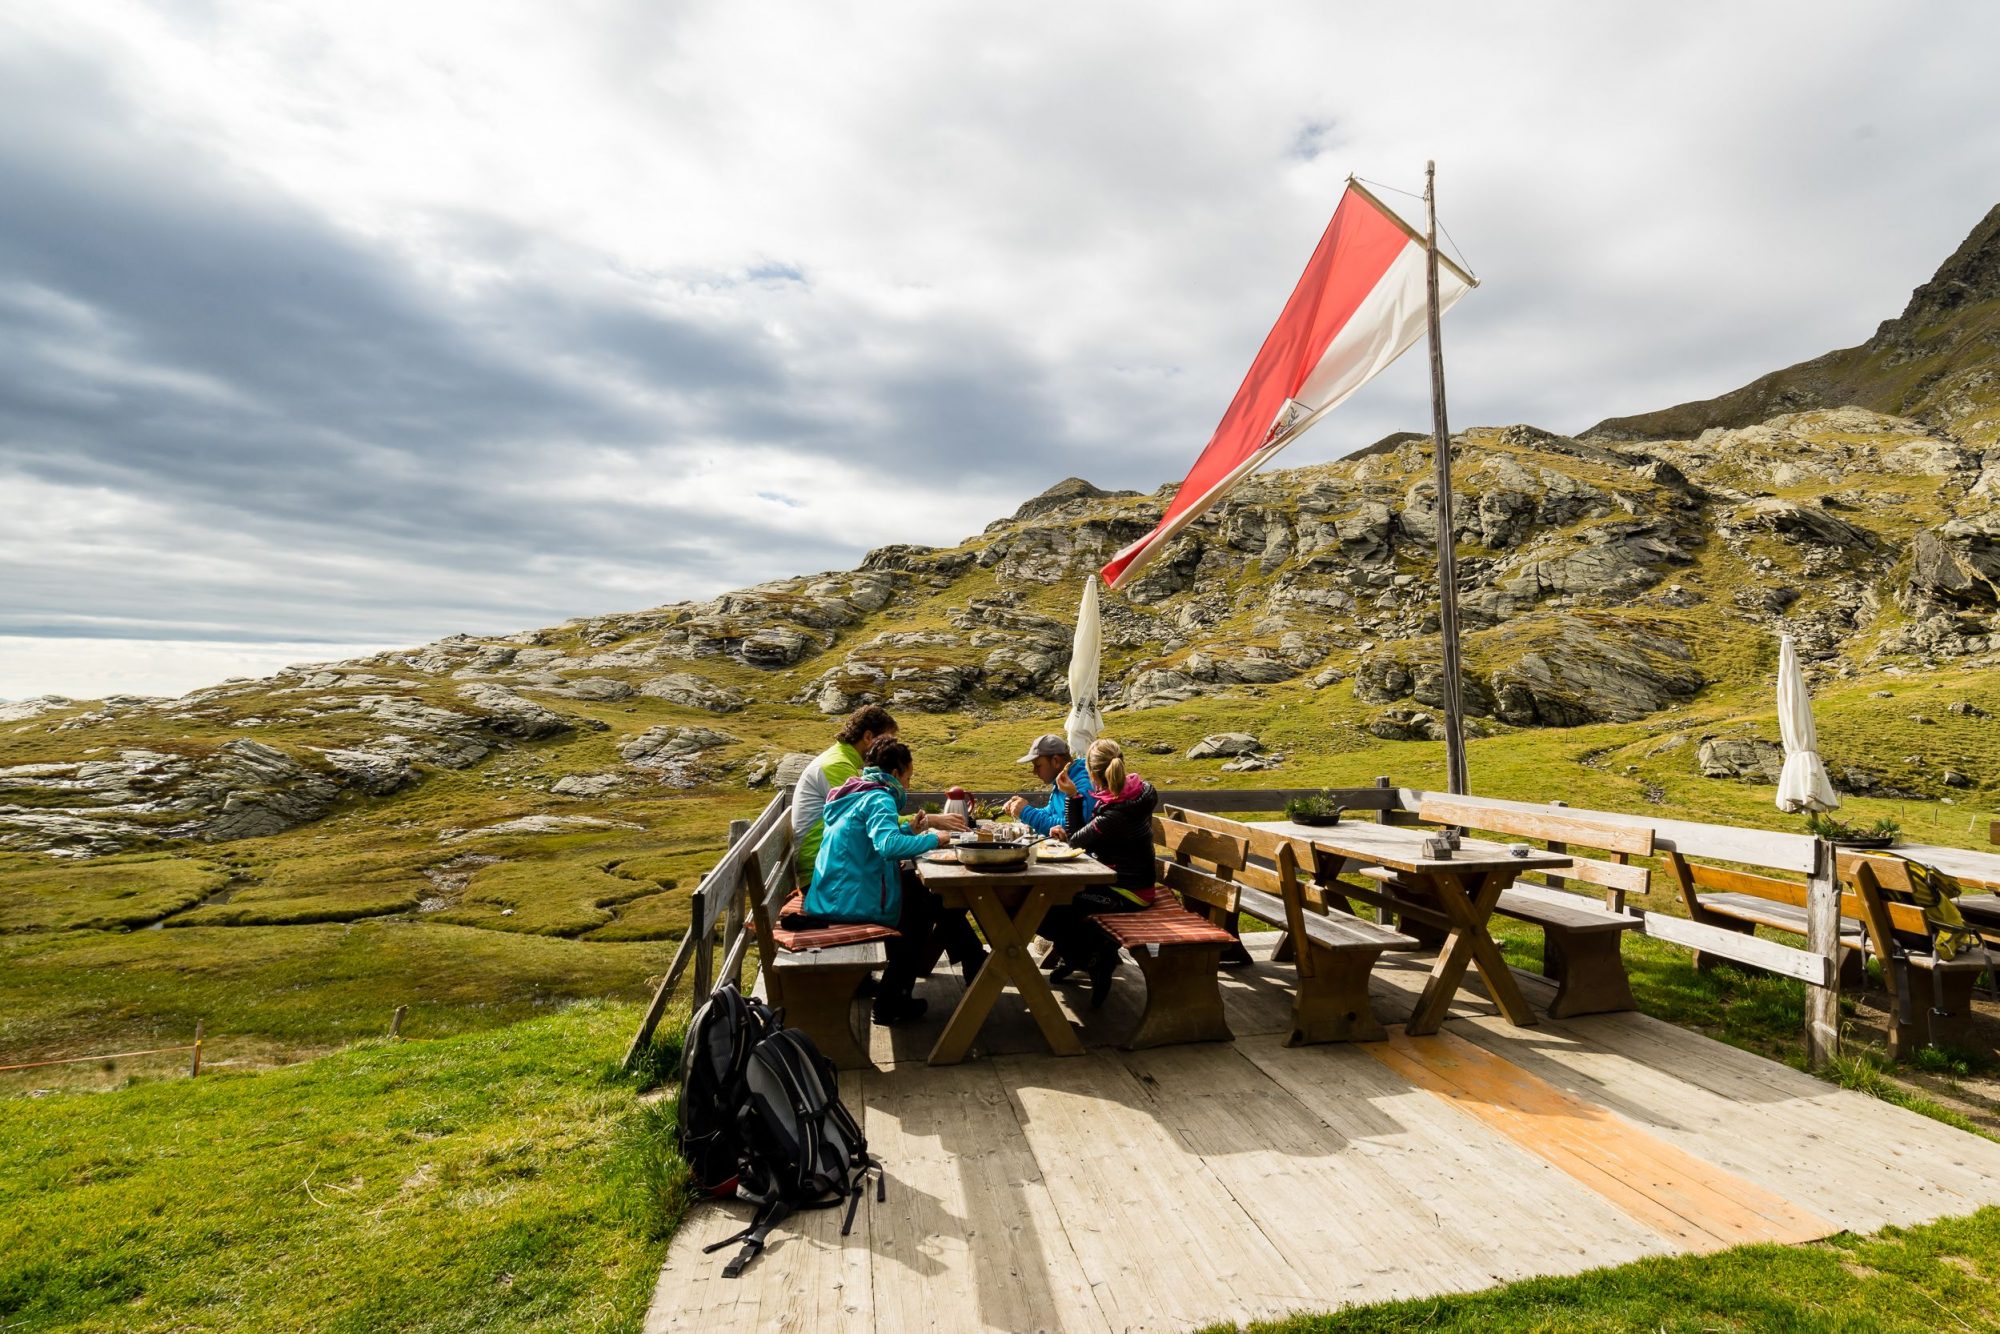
left=997, top=1050, right=1319, bottom=1331
left=1237, top=1040, right=1677, bottom=1284
left=1371, top=1029, right=1835, bottom=1251
left=1123, top=1043, right=1465, bottom=1310
left=1459, top=1007, right=2000, bottom=1231
left=863, top=1060, right=1102, bottom=1333
left=1364, top=953, right=2000, bottom=1232
left=651, top=951, right=2000, bottom=1333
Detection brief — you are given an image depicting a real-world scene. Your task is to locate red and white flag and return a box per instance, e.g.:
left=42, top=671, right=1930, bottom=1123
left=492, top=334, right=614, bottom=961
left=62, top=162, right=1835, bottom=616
left=1100, top=181, right=1474, bottom=589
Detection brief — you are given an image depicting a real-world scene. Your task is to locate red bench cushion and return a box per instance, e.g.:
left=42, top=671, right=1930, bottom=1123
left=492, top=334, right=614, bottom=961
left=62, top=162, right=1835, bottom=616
left=771, top=891, right=901, bottom=952
left=1090, top=901, right=1235, bottom=948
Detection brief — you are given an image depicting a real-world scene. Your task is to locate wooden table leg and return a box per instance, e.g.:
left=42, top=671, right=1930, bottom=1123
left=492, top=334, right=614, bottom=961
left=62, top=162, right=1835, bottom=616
left=928, top=886, right=1083, bottom=1065
left=977, top=886, right=1084, bottom=1058
left=1403, top=871, right=1537, bottom=1034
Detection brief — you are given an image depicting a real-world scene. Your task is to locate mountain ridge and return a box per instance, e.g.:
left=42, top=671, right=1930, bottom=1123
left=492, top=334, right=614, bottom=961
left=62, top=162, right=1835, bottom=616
left=1586, top=202, right=2000, bottom=444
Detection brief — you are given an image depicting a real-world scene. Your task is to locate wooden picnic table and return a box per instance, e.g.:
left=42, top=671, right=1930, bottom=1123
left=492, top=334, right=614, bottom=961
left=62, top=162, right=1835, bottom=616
left=1250, top=819, right=1572, bottom=1035
left=914, top=852, right=1117, bottom=1066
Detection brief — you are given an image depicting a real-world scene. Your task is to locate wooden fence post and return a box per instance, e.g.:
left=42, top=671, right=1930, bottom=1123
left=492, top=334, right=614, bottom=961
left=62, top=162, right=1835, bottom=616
left=688, top=884, right=713, bottom=1001
left=1375, top=776, right=1399, bottom=824
left=1805, top=836, right=1841, bottom=1070
left=188, top=1021, right=204, bottom=1078
left=390, top=1005, right=407, bottom=1039
left=723, top=818, right=751, bottom=992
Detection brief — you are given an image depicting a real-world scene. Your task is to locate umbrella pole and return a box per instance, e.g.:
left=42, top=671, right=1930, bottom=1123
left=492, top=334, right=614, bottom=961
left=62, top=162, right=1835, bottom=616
left=1425, top=160, right=1470, bottom=795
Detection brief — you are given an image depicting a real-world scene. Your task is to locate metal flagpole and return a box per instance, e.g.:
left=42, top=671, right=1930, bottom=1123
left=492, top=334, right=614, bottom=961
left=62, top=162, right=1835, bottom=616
left=1424, top=160, right=1470, bottom=795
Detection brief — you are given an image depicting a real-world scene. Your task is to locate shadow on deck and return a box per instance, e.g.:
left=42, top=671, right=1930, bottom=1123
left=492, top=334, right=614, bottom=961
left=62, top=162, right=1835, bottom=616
left=647, top=938, right=2000, bottom=1333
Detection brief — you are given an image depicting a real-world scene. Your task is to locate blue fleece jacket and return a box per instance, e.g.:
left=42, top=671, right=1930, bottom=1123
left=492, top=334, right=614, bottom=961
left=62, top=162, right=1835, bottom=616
left=806, top=768, right=937, bottom=925
left=1018, top=756, right=1095, bottom=835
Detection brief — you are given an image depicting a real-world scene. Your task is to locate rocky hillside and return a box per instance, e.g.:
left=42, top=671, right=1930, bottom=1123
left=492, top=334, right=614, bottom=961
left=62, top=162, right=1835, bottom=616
left=6, top=205, right=2000, bottom=868
left=1589, top=203, right=2000, bottom=446
left=7, top=400, right=2000, bottom=862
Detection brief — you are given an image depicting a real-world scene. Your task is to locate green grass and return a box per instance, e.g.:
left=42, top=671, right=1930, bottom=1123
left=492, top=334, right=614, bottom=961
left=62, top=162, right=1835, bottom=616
left=1824, top=1050, right=1990, bottom=1137
left=0, top=853, right=230, bottom=933
left=169, top=886, right=424, bottom=927
left=432, top=858, right=659, bottom=936
left=0, top=922, right=669, bottom=1067
left=0, top=1002, right=679, bottom=1333
left=1221, top=1207, right=2000, bottom=1332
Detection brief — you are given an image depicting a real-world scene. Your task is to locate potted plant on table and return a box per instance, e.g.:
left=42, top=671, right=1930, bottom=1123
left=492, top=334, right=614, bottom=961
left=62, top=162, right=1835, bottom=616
left=1803, top=811, right=1901, bottom=848
left=1285, top=791, right=1345, bottom=827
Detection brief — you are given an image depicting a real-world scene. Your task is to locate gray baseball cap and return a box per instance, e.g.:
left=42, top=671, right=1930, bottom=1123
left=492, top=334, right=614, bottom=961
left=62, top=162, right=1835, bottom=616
left=1015, top=733, right=1071, bottom=763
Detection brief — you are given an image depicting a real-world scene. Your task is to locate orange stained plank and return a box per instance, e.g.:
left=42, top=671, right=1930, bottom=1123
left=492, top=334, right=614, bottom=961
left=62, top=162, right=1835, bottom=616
left=1371, top=1028, right=1836, bottom=1252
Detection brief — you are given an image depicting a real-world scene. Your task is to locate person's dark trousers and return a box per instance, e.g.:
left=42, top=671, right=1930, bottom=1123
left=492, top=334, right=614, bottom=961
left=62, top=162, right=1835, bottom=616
left=878, top=873, right=938, bottom=1004
left=880, top=869, right=985, bottom=1002
left=1040, top=888, right=1143, bottom=968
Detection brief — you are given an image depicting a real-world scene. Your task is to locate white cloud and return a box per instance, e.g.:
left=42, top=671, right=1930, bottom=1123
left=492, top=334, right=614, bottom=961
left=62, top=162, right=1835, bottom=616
left=0, top=636, right=407, bottom=702
left=3, top=0, right=1999, bottom=697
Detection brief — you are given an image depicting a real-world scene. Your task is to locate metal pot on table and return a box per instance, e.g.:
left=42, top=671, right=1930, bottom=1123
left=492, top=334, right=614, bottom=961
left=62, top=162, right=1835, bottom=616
left=954, top=823, right=1044, bottom=870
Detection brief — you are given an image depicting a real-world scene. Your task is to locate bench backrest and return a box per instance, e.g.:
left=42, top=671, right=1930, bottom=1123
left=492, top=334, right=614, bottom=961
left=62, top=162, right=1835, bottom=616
left=741, top=816, right=799, bottom=997
left=1160, top=804, right=1344, bottom=908
left=1159, top=805, right=1340, bottom=977
left=1152, top=809, right=1248, bottom=917
left=1416, top=797, right=1654, bottom=911
left=1837, top=852, right=1944, bottom=955
left=1160, top=804, right=1360, bottom=908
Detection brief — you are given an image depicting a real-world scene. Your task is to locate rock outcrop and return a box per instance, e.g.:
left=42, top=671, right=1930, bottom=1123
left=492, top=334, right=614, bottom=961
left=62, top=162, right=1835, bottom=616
left=1489, top=618, right=1703, bottom=727
left=1697, top=737, right=1786, bottom=783
left=639, top=673, right=748, bottom=713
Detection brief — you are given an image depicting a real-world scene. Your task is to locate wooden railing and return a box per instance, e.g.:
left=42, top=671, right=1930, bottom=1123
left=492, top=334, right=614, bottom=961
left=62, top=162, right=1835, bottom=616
left=1391, top=787, right=1844, bottom=1065
left=905, top=777, right=1408, bottom=816
left=621, top=789, right=791, bottom=1069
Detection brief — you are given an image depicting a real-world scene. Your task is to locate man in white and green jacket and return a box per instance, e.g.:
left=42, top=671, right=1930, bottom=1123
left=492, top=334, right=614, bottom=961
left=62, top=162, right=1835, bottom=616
left=791, top=705, right=967, bottom=886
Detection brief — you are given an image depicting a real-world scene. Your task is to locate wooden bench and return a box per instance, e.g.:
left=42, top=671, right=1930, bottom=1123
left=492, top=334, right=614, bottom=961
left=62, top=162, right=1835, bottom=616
left=1066, top=816, right=1237, bottom=1050
left=1159, top=807, right=1420, bottom=1043
left=1665, top=853, right=1869, bottom=985
left=742, top=820, right=893, bottom=1070
left=1842, top=851, right=1999, bottom=1058
left=1410, top=798, right=1651, bottom=1019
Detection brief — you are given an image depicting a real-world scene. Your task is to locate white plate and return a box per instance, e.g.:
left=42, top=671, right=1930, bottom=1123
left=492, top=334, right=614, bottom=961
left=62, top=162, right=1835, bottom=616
left=1035, top=843, right=1084, bottom=861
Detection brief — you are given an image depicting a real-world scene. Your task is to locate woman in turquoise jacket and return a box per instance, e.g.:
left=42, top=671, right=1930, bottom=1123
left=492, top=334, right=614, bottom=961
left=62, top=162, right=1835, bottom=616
left=808, top=739, right=984, bottom=1024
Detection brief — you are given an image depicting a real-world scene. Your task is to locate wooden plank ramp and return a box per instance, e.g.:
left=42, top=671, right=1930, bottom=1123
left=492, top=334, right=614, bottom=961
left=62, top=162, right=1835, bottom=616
left=647, top=940, right=2000, bottom=1332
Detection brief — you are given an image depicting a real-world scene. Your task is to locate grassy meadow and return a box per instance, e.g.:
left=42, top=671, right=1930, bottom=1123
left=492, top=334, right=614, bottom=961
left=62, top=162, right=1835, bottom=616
left=0, top=1003, right=685, bottom=1333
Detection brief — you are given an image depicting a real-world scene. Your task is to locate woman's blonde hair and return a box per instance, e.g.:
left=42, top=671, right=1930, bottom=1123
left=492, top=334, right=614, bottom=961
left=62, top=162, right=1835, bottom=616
left=1085, top=738, right=1126, bottom=793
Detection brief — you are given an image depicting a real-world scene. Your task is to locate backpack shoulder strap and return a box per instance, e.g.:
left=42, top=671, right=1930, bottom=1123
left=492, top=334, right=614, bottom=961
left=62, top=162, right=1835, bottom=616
left=702, top=1198, right=794, bottom=1279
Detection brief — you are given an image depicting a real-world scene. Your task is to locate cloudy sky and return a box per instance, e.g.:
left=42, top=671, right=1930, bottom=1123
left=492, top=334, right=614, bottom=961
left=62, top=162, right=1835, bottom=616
left=4, top=2, right=1998, bottom=699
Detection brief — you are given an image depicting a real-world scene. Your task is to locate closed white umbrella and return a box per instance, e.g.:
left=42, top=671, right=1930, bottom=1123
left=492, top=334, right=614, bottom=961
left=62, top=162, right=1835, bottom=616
left=1065, top=576, right=1104, bottom=756
left=1775, top=634, right=1840, bottom=813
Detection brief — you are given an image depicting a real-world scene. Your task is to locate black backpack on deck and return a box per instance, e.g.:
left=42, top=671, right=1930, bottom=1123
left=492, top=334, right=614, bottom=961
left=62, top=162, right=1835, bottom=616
left=677, top=985, right=776, bottom=1197
left=685, top=985, right=883, bottom=1278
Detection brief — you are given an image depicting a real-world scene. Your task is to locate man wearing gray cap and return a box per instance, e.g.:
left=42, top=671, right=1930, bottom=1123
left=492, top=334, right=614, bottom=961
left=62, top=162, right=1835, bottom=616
left=1002, top=733, right=1096, bottom=837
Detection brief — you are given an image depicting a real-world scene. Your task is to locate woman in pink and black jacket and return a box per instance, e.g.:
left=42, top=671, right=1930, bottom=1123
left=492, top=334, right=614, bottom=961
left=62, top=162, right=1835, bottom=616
left=1041, top=738, right=1158, bottom=1007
